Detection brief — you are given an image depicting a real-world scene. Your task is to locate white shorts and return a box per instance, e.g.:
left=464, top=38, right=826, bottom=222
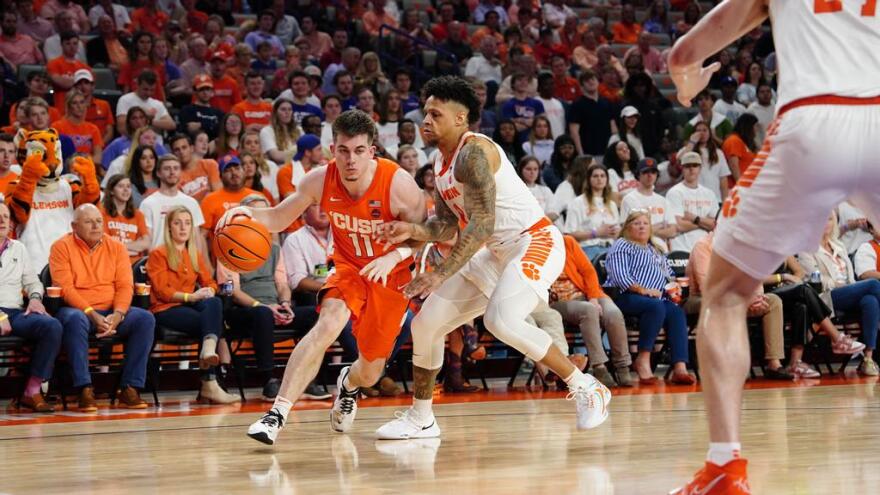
left=458, top=218, right=565, bottom=302
left=714, top=102, right=880, bottom=280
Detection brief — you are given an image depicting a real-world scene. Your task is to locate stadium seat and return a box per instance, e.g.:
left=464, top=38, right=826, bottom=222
left=92, top=68, right=117, bottom=92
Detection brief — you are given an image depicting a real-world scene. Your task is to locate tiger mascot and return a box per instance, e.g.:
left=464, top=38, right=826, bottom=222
left=4, top=128, right=100, bottom=269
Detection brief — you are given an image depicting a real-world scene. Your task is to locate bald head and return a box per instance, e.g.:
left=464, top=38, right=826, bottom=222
left=72, top=204, right=104, bottom=246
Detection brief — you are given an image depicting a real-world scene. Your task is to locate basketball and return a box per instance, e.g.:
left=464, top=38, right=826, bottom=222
left=214, top=216, right=272, bottom=273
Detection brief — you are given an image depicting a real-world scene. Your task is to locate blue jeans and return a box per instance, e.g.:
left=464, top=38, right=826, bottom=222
left=3, top=307, right=63, bottom=380
left=582, top=244, right=609, bottom=263
left=57, top=306, right=156, bottom=389
left=831, top=279, right=880, bottom=349
left=153, top=297, right=224, bottom=340
left=614, top=292, right=689, bottom=364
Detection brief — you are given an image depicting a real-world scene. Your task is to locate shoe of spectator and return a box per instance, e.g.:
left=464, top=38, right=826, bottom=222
left=117, top=386, right=148, bottom=409
left=787, top=361, right=820, bottom=379
left=261, top=378, right=282, bottom=402
left=669, top=372, right=697, bottom=385
left=831, top=334, right=866, bottom=355
left=198, top=379, right=242, bottom=404
left=19, top=392, right=54, bottom=413
left=378, top=376, right=404, bottom=397
left=615, top=367, right=634, bottom=387
left=375, top=407, right=441, bottom=440
left=669, top=459, right=751, bottom=495
left=79, top=386, right=98, bottom=413
left=248, top=409, right=285, bottom=445
left=360, top=386, right=381, bottom=398
left=199, top=337, right=220, bottom=370
left=567, top=379, right=611, bottom=430
left=301, top=382, right=332, bottom=400
left=763, top=367, right=795, bottom=381
left=858, top=358, right=879, bottom=376
left=331, top=366, right=359, bottom=433
left=591, top=366, right=616, bottom=388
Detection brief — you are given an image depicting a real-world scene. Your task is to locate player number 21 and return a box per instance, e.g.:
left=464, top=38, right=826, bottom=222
left=815, top=0, right=877, bottom=16
left=348, top=232, right=375, bottom=257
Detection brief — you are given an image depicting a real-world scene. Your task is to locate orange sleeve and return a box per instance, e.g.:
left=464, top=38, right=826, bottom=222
left=199, top=195, right=216, bottom=231
left=136, top=210, right=148, bottom=238
left=261, top=188, right=276, bottom=205
left=276, top=165, right=295, bottom=198
left=49, top=238, right=92, bottom=311
left=92, top=124, right=104, bottom=148
left=111, top=240, right=133, bottom=313
left=146, top=248, right=177, bottom=303
left=231, top=82, right=242, bottom=105
left=205, top=159, right=221, bottom=189
left=197, top=253, right=219, bottom=292
left=566, top=236, right=607, bottom=299
left=721, top=136, right=744, bottom=160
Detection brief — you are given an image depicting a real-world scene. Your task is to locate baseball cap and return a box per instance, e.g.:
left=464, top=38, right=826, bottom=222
left=210, top=50, right=228, bottom=61
left=303, top=65, right=322, bottom=77
left=73, top=69, right=94, bottom=84
left=620, top=105, right=639, bottom=118
left=719, top=75, right=737, bottom=86
left=193, top=74, right=214, bottom=89
left=293, top=134, right=322, bottom=161
left=635, top=157, right=658, bottom=176
left=218, top=154, right=241, bottom=172
left=680, top=151, right=703, bottom=166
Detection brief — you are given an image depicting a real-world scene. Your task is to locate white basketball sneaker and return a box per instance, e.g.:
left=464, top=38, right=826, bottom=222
left=247, top=409, right=286, bottom=445
left=567, top=379, right=611, bottom=430
left=331, top=366, right=359, bottom=433
left=375, top=407, right=441, bottom=440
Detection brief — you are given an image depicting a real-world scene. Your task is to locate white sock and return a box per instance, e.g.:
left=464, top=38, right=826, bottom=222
left=272, top=396, right=293, bottom=421
left=563, top=368, right=597, bottom=387
left=342, top=375, right=359, bottom=393
left=413, top=398, right=433, bottom=419
left=707, top=442, right=742, bottom=465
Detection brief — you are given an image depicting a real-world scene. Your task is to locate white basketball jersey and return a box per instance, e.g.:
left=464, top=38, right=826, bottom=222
left=770, top=0, right=880, bottom=109
left=433, top=132, right=545, bottom=245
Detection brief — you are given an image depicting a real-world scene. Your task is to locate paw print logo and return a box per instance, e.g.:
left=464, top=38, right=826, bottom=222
left=522, top=262, right=541, bottom=280
left=722, top=190, right=741, bottom=218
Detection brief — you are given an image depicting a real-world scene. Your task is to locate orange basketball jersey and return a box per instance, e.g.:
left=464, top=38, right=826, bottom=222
left=319, top=157, right=410, bottom=273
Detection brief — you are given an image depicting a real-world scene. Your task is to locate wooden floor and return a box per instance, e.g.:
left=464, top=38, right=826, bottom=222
left=2, top=378, right=880, bottom=494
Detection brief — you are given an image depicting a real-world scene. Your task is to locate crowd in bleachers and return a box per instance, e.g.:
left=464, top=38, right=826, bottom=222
left=1, top=0, right=879, bottom=413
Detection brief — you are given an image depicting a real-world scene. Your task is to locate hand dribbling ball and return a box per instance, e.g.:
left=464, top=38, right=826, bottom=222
left=214, top=216, right=272, bottom=273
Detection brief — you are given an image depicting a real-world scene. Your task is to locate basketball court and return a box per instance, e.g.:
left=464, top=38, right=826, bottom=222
left=2, top=376, right=878, bottom=494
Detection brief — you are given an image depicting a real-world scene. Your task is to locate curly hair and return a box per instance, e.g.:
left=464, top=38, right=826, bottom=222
left=421, top=76, right=481, bottom=124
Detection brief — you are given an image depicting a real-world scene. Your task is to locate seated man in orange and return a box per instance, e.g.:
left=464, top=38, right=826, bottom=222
left=49, top=204, right=156, bottom=411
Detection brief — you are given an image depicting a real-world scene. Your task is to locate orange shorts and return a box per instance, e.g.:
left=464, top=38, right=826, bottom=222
left=319, top=262, right=411, bottom=361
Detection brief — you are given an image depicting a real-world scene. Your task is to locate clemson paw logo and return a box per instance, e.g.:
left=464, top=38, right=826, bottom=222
left=521, top=262, right=541, bottom=280
left=722, top=190, right=741, bottom=218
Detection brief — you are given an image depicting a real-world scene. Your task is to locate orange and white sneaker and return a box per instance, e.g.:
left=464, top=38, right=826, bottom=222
left=669, top=459, right=751, bottom=495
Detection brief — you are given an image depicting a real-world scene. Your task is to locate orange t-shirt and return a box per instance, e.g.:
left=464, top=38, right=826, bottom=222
left=10, top=102, right=62, bottom=126
left=230, top=100, right=272, bottom=129
left=276, top=163, right=304, bottom=232
left=209, top=75, right=243, bottom=114
left=179, top=158, right=221, bottom=202
left=130, top=8, right=169, bottom=36
left=722, top=134, right=756, bottom=188
left=83, top=97, right=112, bottom=136
left=100, top=205, right=149, bottom=261
left=319, top=157, right=403, bottom=271
left=46, top=57, right=90, bottom=109
left=146, top=245, right=217, bottom=314
left=52, top=117, right=103, bottom=155
left=200, top=187, right=261, bottom=233
left=612, top=22, right=642, bottom=44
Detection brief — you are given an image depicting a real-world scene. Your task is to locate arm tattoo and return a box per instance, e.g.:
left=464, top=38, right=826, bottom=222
left=410, top=187, right=459, bottom=242
left=434, top=140, right=496, bottom=279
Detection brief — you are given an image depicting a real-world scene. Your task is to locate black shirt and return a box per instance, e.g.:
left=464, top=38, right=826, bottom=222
left=568, top=95, right=615, bottom=156
left=178, top=104, right=224, bottom=140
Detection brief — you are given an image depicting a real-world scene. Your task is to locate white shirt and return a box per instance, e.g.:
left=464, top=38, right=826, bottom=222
left=536, top=96, right=566, bottom=139
left=608, top=168, right=638, bottom=198
left=542, top=2, right=576, bottom=28
left=0, top=239, right=43, bottom=310
left=376, top=122, right=400, bottom=152
left=522, top=139, right=554, bottom=166
left=563, top=195, right=619, bottom=247
left=549, top=179, right=577, bottom=228
left=282, top=226, right=332, bottom=290
left=746, top=101, right=776, bottom=144
left=464, top=55, right=503, bottom=84
left=608, top=133, right=645, bottom=160
left=526, top=182, right=555, bottom=215
left=619, top=189, right=676, bottom=227
left=677, top=147, right=731, bottom=200
left=666, top=182, right=719, bottom=253
left=116, top=92, right=170, bottom=121
left=838, top=201, right=873, bottom=254
left=713, top=99, right=747, bottom=126
left=260, top=125, right=295, bottom=156
left=688, top=111, right=730, bottom=135
left=139, top=191, right=206, bottom=248
left=853, top=240, right=879, bottom=279
left=260, top=159, right=280, bottom=202
left=88, top=3, right=130, bottom=29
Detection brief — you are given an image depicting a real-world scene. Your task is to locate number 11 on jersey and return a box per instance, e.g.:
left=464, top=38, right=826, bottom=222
left=348, top=232, right=375, bottom=257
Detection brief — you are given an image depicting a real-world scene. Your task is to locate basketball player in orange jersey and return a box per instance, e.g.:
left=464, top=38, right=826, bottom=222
left=216, top=109, right=426, bottom=445
left=369, top=76, right=611, bottom=440
left=667, top=1, right=880, bottom=493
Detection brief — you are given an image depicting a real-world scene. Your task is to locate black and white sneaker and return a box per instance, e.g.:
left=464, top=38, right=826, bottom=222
left=302, top=381, right=332, bottom=400
left=247, top=409, right=285, bottom=445
left=375, top=407, right=441, bottom=440
left=261, top=378, right=281, bottom=402
left=330, top=366, right=359, bottom=432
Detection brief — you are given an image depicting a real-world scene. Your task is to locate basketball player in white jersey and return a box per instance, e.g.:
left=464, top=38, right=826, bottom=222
left=668, top=1, right=880, bottom=493
left=368, top=76, right=611, bottom=439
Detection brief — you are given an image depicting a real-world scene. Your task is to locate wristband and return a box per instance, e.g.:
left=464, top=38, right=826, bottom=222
left=183, top=293, right=189, bottom=303
left=252, top=300, right=262, bottom=307
left=591, top=228, right=598, bottom=239
left=395, top=246, right=413, bottom=259
left=776, top=274, right=782, bottom=284
left=0, top=313, right=8, bottom=322
left=278, top=300, right=291, bottom=306
left=29, top=292, right=42, bottom=301
left=84, top=307, right=94, bottom=314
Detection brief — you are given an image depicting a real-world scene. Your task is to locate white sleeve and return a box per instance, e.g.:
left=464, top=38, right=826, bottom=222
left=663, top=198, right=677, bottom=225
left=152, top=100, right=170, bottom=120
left=282, top=233, right=310, bottom=290
left=186, top=197, right=206, bottom=228
left=260, top=126, right=278, bottom=153
left=115, top=94, right=133, bottom=119
left=666, top=188, right=684, bottom=217
left=551, top=181, right=574, bottom=215
left=619, top=194, right=633, bottom=223
left=853, top=243, right=877, bottom=278
left=716, top=152, right=731, bottom=178
left=562, top=199, right=583, bottom=233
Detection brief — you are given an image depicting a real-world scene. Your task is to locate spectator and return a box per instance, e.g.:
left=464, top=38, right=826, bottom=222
left=169, top=133, right=220, bottom=202
left=437, top=21, right=473, bottom=75
left=139, top=155, right=205, bottom=248
left=643, top=0, right=673, bottom=36
left=746, top=82, right=776, bottom=144
left=8, top=72, right=62, bottom=129
left=46, top=31, right=91, bottom=110
left=104, top=107, right=167, bottom=166
left=355, top=87, right=380, bottom=122
left=276, top=133, right=322, bottom=205
left=125, top=144, right=159, bottom=208
left=470, top=10, right=506, bottom=54
left=495, top=53, right=538, bottom=105
left=40, top=0, right=90, bottom=34
left=465, top=36, right=503, bottom=87
left=533, top=27, right=567, bottom=68
left=675, top=1, right=702, bottom=40
left=200, top=154, right=265, bottom=237
left=522, top=116, right=554, bottom=167
left=209, top=112, right=244, bottom=158
left=295, top=14, right=332, bottom=60
left=100, top=174, right=151, bottom=260
left=619, top=158, right=677, bottom=242
left=737, top=61, right=773, bottom=107
left=622, top=72, right=668, bottom=159
left=627, top=32, right=667, bottom=75
left=322, top=47, right=361, bottom=96
left=548, top=155, right=592, bottom=227
left=799, top=212, right=880, bottom=375
left=563, top=163, right=621, bottom=260
left=535, top=72, right=566, bottom=140
left=228, top=73, right=272, bottom=133
left=721, top=113, right=759, bottom=185
left=71, top=70, right=114, bottom=146
left=0, top=202, right=63, bottom=413
left=713, top=76, right=747, bottom=125
left=103, top=126, right=162, bottom=185
left=474, top=0, right=509, bottom=28
left=572, top=31, right=601, bottom=73
left=88, top=0, right=130, bottom=31
left=551, top=233, right=631, bottom=387
left=178, top=75, right=224, bottom=140
left=245, top=10, right=284, bottom=58
left=386, top=120, right=426, bottom=165
left=147, top=205, right=240, bottom=403
left=609, top=106, right=646, bottom=160
left=282, top=71, right=325, bottom=125
left=678, top=120, right=731, bottom=200
left=604, top=141, right=640, bottom=198
left=569, top=70, right=616, bottom=157
left=362, top=0, right=399, bottom=38
left=612, top=4, right=642, bottom=44
left=249, top=41, right=277, bottom=79
left=470, top=79, right=498, bottom=138
left=396, top=145, right=422, bottom=176
left=0, top=134, right=19, bottom=196
left=238, top=151, right=276, bottom=203
left=598, top=65, right=624, bottom=104
left=53, top=91, right=104, bottom=169
left=16, top=0, right=54, bottom=45
left=376, top=89, right=403, bottom=153
left=42, top=10, right=87, bottom=63
left=682, top=90, right=733, bottom=144
left=131, top=0, right=169, bottom=36
left=666, top=152, right=719, bottom=253
left=178, top=36, right=210, bottom=94
left=854, top=224, right=880, bottom=281
left=492, top=120, right=523, bottom=166
left=542, top=0, right=576, bottom=29
left=179, top=0, right=208, bottom=34
left=118, top=31, right=167, bottom=101
left=206, top=51, right=242, bottom=114
left=86, top=15, right=129, bottom=72
left=838, top=201, right=873, bottom=255
left=115, top=70, right=177, bottom=136
left=517, top=156, right=554, bottom=215
left=225, top=43, right=253, bottom=89
left=319, top=27, right=348, bottom=70
left=241, top=132, right=279, bottom=198
left=605, top=210, right=694, bottom=384
left=500, top=72, right=545, bottom=143
left=50, top=204, right=156, bottom=410
left=549, top=55, right=581, bottom=105
left=541, top=134, right=576, bottom=192
left=268, top=0, right=300, bottom=46
left=258, top=99, right=300, bottom=165
left=431, top=2, right=462, bottom=42
left=0, top=11, right=44, bottom=66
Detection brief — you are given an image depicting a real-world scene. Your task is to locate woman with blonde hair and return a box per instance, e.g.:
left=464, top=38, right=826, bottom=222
left=563, top=163, right=621, bottom=260
left=146, top=206, right=240, bottom=404
left=604, top=210, right=695, bottom=385
left=355, top=51, right=391, bottom=95
left=260, top=99, right=300, bottom=164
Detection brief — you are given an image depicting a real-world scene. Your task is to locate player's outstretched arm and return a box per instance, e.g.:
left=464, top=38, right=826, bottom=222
left=668, top=0, right=769, bottom=106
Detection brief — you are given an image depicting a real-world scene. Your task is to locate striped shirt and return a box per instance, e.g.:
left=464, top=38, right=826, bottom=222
left=605, top=238, right=672, bottom=292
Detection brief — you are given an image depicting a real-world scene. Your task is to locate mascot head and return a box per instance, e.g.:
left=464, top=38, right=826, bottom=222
left=17, top=128, right=63, bottom=180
